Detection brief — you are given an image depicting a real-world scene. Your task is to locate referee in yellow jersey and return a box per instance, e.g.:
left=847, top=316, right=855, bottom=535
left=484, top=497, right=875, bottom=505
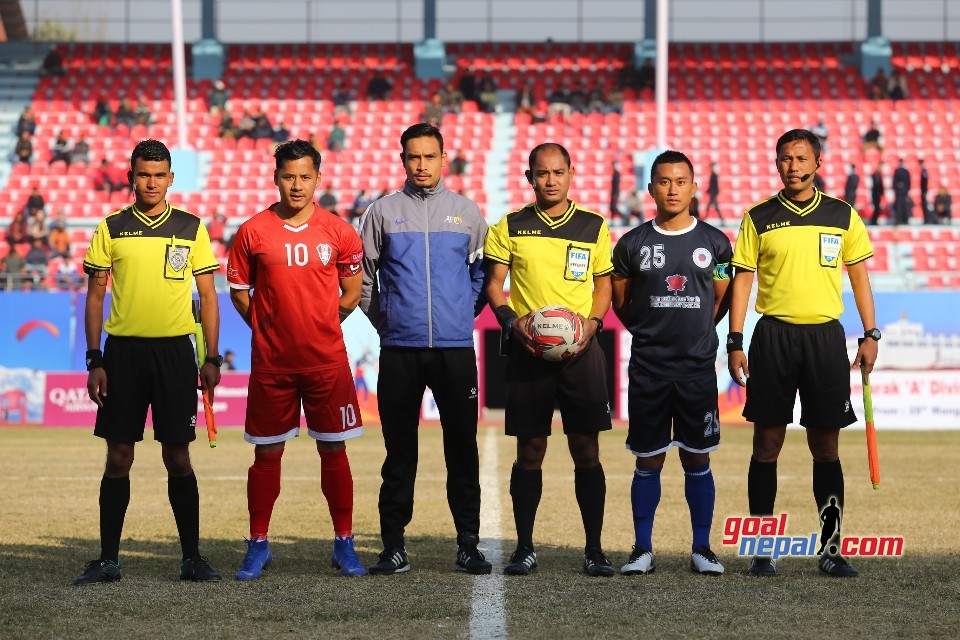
left=485, top=143, right=614, bottom=577
left=73, top=140, right=223, bottom=585
left=727, top=129, right=879, bottom=578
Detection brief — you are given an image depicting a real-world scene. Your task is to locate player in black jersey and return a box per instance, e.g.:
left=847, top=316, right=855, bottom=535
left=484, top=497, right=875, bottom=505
left=611, top=151, right=732, bottom=576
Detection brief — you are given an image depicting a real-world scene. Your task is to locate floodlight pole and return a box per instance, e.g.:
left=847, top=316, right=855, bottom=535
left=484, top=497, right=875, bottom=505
left=655, top=0, right=668, bottom=150
left=170, top=0, right=190, bottom=150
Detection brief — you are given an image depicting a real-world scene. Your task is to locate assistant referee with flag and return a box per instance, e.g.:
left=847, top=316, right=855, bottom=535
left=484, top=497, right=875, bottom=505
left=73, top=139, right=223, bottom=585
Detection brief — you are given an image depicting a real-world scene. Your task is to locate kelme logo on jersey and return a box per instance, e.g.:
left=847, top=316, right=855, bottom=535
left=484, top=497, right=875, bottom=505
left=564, top=246, right=591, bottom=281
left=166, top=245, right=190, bottom=272
left=316, top=243, right=332, bottom=265
left=692, top=247, right=712, bottom=268
left=820, top=233, right=841, bottom=267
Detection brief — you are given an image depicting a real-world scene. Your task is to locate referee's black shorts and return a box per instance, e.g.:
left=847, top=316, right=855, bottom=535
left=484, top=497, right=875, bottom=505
left=505, top=338, right=612, bottom=438
left=94, top=335, right=199, bottom=443
left=744, top=317, right=856, bottom=429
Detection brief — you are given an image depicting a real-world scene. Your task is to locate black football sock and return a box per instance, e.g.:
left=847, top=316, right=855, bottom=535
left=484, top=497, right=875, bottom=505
left=574, top=464, right=606, bottom=551
left=168, top=473, right=200, bottom=559
left=99, top=475, right=130, bottom=563
left=748, top=457, right=777, bottom=516
left=509, top=464, right=542, bottom=550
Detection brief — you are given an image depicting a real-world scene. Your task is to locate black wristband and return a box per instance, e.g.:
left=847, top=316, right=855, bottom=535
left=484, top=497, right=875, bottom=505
left=85, top=349, right=104, bottom=371
left=726, top=332, right=744, bottom=354
left=494, top=304, right=519, bottom=330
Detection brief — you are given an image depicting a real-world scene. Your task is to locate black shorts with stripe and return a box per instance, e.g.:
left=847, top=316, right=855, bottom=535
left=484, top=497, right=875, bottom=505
left=743, top=317, right=856, bottom=429
left=625, top=368, right=720, bottom=457
left=505, top=338, right=612, bottom=438
left=94, top=335, right=199, bottom=443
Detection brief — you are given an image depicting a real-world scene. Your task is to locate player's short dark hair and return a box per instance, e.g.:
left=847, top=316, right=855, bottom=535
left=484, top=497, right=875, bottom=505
left=528, top=142, right=571, bottom=171
left=130, top=139, right=171, bottom=169
left=776, top=129, right=821, bottom=160
left=274, top=139, right=321, bottom=171
left=650, top=150, right=695, bottom=180
left=400, top=123, right=444, bottom=154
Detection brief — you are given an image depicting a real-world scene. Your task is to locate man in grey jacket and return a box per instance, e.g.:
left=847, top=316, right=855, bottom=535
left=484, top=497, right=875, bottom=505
left=359, top=123, right=490, bottom=575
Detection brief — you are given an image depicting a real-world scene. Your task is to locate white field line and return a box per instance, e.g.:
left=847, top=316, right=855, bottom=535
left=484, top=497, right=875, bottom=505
left=469, top=427, right=507, bottom=640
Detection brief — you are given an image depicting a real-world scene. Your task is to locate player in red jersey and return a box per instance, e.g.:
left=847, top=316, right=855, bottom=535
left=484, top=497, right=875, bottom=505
left=227, top=140, right=366, bottom=578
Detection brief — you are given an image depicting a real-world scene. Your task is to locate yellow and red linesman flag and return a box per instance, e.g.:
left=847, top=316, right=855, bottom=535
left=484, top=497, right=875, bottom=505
left=860, top=350, right=880, bottom=490
left=192, top=300, right=217, bottom=448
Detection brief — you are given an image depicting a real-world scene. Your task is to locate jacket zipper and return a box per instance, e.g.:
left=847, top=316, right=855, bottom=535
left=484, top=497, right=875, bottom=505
left=423, top=193, right=433, bottom=347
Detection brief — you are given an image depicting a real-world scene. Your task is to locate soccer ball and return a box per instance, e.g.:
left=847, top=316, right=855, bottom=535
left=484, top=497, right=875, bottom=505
left=529, top=305, right=583, bottom=361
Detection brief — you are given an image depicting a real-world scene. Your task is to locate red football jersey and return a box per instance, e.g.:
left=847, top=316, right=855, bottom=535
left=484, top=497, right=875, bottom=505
left=227, top=204, right=363, bottom=373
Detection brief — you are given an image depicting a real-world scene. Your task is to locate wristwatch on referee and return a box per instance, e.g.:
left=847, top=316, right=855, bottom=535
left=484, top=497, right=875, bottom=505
left=589, top=317, right=604, bottom=333
left=205, top=354, right=224, bottom=367
left=863, top=328, right=881, bottom=341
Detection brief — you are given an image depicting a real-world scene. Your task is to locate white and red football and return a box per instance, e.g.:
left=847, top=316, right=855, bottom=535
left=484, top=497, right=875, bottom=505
left=529, top=305, right=583, bottom=362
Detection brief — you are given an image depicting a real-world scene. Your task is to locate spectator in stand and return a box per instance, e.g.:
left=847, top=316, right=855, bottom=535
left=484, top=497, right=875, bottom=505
left=637, top=58, right=655, bottom=91
left=50, top=131, right=72, bottom=167
left=319, top=186, right=338, bottom=214
left=48, top=219, right=70, bottom=259
left=515, top=82, right=537, bottom=117
left=587, top=82, right=608, bottom=114
left=862, top=121, right=883, bottom=154
left=887, top=70, right=907, bottom=101
left=25, top=238, right=51, bottom=283
left=134, top=96, right=153, bottom=127
left=844, top=164, right=860, bottom=206
left=459, top=72, right=477, bottom=102
left=272, top=120, right=291, bottom=143
left=623, top=189, right=643, bottom=225
left=236, top=110, right=256, bottom=140
left=478, top=76, right=498, bottom=113
left=115, top=97, right=136, bottom=128
left=222, top=350, right=237, bottom=371
left=448, top=154, right=468, bottom=177
left=607, top=84, right=624, bottom=115
left=442, top=82, right=464, bottom=114
left=870, top=163, right=885, bottom=225
left=26, top=209, right=50, bottom=245
left=609, top=161, right=621, bottom=220
left=308, top=133, right=323, bottom=155
left=547, top=86, right=572, bottom=119
left=568, top=81, right=588, bottom=114
left=934, top=186, right=952, bottom=224
left=251, top=108, right=273, bottom=140
left=892, top=158, right=911, bottom=225
left=15, top=131, right=33, bottom=164
left=332, top=82, right=352, bottom=113
left=72, top=136, right=91, bottom=166
left=810, top=117, right=828, bottom=155
left=26, top=187, right=45, bottom=213
left=423, top=93, right=444, bottom=124
left=17, top=106, right=36, bottom=137
left=208, top=80, right=229, bottom=114
left=1, top=250, right=27, bottom=290
left=40, top=46, right=65, bottom=77
left=7, top=211, right=28, bottom=246
left=327, top=123, right=346, bottom=152
left=94, top=159, right=123, bottom=194
left=208, top=212, right=227, bottom=247
left=367, top=72, right=392, bottom=100
left=218, top=112, right=238, bottom=139
left=919, top=159, right=931, bottom=223
left=351, top=189, right=373, bottom=221
left=869, top=68, right=889, bottom=100
left=706, top=163, right=723, bottom=223
left=55, top=257, right=83, bottom=291
left=94, top=98, right=112, bottom=127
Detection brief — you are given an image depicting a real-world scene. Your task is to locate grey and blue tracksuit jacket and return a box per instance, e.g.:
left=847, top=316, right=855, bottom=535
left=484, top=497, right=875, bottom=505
left=359, top=180, right=488, bottom=348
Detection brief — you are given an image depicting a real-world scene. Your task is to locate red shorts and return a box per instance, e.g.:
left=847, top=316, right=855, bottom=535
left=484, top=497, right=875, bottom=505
left=245, top=364, right=363, bottom=445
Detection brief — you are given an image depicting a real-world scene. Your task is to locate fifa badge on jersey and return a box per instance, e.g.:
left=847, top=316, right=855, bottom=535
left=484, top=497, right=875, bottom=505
left=316, top=243, right=333, bottom=265
left=692, top=247, right=712, bottom=268
left=819, top=233, right=841, bottom=268
left=164, top=244, right=191, bottom=279
left=564, top=245, right=591, bottom=281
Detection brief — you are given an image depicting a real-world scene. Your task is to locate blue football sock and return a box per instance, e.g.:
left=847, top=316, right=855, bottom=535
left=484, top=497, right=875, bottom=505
left=684, top=463, right=715, bottom=552
left=631, top=465, right=662, bottom=551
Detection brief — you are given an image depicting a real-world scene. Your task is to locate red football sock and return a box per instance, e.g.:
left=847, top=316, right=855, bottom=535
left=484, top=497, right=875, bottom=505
left=248, top=448, right=283, bottom=540
left=318, top=447, right=353, bottom=538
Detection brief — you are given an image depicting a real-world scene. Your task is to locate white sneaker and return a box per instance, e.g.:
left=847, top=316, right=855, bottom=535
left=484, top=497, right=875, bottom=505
left=690, top=545, right=725, bottom=576
left=620, top=546, right=655, bottom=575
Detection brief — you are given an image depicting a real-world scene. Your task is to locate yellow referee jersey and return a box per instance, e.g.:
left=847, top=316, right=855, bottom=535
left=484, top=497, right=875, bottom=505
left=84, top=204, right=219, bottom=337
left=485, top=200, right=614, bottom=317
left=731, top=189, right=872, bottom=324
